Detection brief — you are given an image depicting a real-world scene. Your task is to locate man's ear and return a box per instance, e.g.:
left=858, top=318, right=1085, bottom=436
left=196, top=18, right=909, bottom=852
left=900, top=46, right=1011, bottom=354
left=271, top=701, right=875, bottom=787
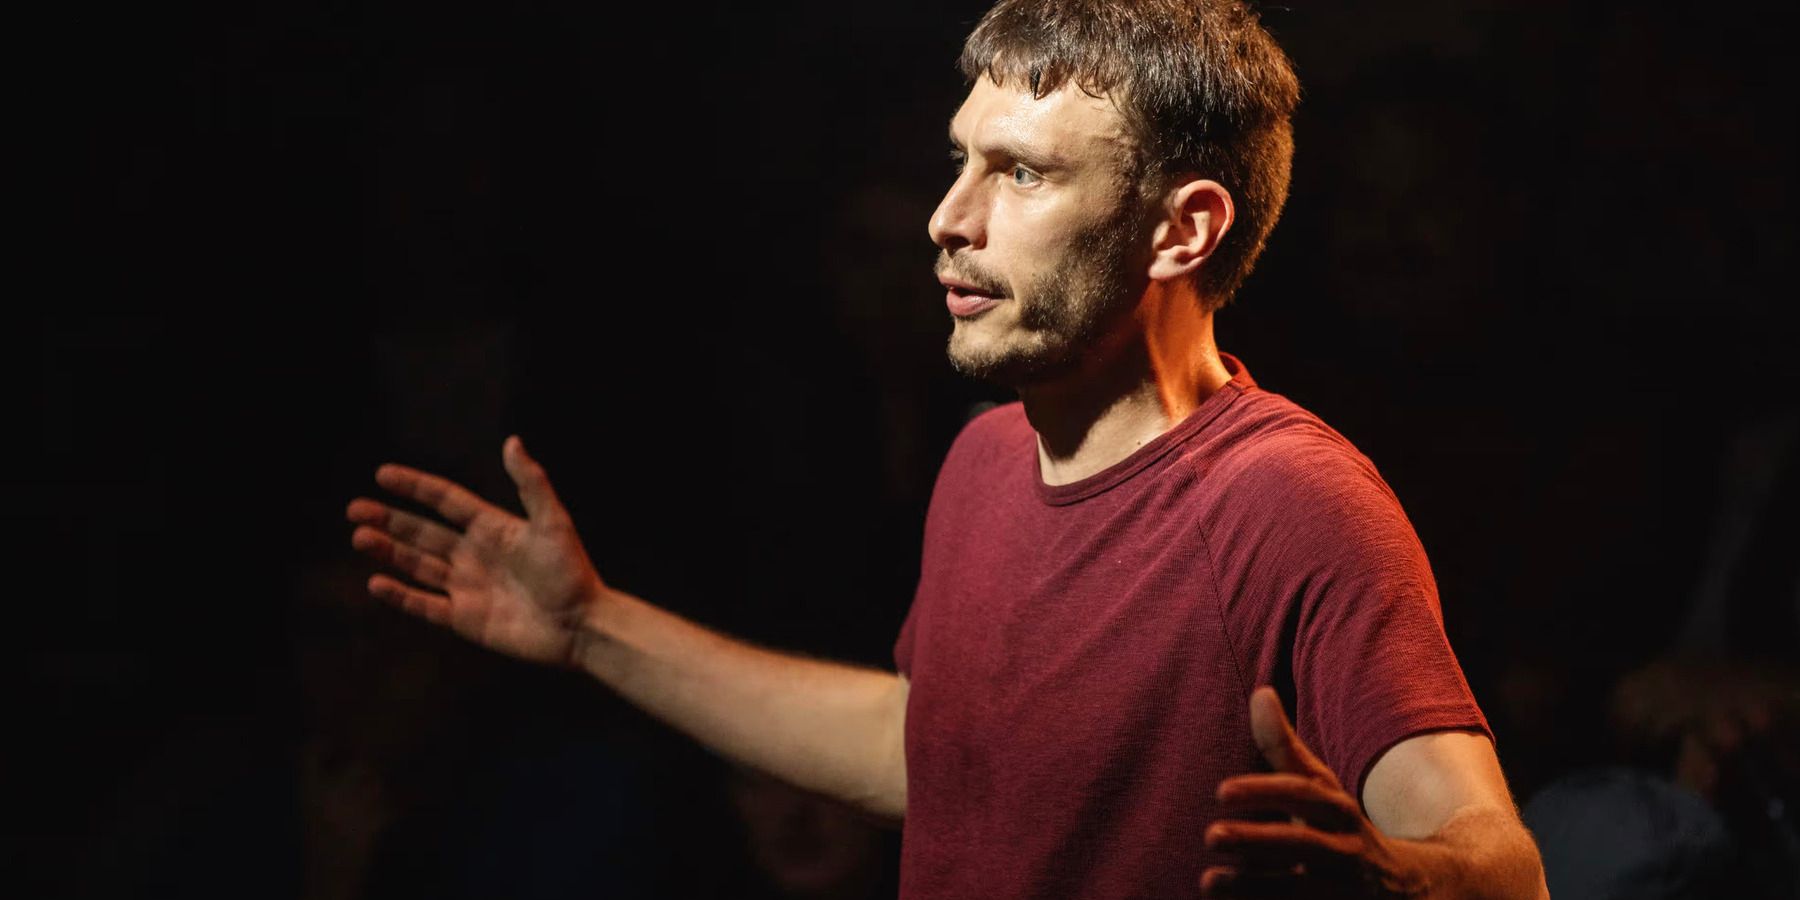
left=1148, top=178, right=1234, bottom=282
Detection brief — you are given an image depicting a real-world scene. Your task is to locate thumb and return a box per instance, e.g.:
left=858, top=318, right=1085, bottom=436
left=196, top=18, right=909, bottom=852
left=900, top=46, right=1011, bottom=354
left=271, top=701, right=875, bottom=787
left=1249, top=686, right=1338, bottom=785
left=502, top=435, right=562, bottom=522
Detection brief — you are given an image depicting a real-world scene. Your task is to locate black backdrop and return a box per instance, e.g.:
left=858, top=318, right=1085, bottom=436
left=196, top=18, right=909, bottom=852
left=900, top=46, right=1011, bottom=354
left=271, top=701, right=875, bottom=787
left=16, top=1, right=1797, bottom=896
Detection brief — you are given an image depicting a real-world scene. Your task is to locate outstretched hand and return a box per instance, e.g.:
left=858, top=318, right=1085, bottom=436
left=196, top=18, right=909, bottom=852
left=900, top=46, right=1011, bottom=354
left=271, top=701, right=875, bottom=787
left=346, top=436, right=606, bottom=669
left=1202, top=687, right=1428, bottom=899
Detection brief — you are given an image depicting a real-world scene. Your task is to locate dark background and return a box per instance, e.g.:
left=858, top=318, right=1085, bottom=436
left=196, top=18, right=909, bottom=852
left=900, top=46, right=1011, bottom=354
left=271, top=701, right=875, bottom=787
left=15, top=1, right=1797, bottom=897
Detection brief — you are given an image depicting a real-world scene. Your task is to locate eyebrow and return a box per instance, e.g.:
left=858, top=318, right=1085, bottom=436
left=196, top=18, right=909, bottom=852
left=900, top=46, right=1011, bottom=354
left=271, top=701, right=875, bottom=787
left=947, top=119, right=1070, bottom=173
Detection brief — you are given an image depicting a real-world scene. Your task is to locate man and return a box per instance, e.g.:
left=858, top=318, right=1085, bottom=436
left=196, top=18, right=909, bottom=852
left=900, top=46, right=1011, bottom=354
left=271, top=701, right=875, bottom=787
left=347, top=0, right=1549, bottom=896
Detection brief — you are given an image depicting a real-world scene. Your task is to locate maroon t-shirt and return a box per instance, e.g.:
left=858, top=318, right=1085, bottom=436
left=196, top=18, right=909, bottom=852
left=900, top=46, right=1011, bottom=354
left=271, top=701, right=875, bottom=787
left=892, top=354, right=1490, bottom=899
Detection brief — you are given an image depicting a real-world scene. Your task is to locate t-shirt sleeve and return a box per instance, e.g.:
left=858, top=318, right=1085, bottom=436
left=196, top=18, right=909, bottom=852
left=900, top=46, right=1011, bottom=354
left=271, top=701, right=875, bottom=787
left=1210, top=430, right=1491, bottom=804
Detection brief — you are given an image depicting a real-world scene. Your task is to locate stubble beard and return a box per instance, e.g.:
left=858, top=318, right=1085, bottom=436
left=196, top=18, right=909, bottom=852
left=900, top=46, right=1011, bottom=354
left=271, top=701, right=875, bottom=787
left=943, top=203, right=1148, bottom=389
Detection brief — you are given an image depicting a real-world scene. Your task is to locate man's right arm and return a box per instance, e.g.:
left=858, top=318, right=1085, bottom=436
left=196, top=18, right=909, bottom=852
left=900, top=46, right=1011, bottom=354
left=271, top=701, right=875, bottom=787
left=575, top=589, right=909, bottom=822
left=346, top=435, right=908, bottom=823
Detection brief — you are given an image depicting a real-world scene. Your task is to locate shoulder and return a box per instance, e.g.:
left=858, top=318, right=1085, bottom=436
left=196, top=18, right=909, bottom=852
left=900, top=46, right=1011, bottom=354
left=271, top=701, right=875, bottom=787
left=1182, top=388, right=1425, bottom=576
left=939, top=400, right=1033, bottom=475
left=1189, top=388, right=1397, bottom=516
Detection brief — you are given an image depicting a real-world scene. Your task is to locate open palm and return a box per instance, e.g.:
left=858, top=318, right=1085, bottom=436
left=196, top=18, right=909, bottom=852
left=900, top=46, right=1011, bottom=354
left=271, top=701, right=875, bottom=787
left=346, top=436, right=603, bottom=669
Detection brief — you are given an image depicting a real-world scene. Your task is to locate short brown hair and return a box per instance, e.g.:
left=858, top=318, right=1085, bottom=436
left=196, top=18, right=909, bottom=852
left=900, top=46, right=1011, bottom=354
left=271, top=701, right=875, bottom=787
left=959, top=0, right=1299, bottom=308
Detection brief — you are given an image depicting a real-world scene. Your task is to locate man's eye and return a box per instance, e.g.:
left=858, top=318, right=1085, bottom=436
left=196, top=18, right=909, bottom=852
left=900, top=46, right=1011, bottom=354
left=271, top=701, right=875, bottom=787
left=1011, top=166, right=1041, bottom=186
left=948, top=150, right=967, bottom=173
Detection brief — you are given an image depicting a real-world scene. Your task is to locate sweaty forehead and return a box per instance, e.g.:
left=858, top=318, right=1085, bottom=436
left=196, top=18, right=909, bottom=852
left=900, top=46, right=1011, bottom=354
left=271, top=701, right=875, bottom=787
left=949, top=78, right=1131, bottom=168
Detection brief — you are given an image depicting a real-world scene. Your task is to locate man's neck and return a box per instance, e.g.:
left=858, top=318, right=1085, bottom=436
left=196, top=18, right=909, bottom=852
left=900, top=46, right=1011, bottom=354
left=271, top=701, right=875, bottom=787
left=1019, top=287, right=1232, bottom=487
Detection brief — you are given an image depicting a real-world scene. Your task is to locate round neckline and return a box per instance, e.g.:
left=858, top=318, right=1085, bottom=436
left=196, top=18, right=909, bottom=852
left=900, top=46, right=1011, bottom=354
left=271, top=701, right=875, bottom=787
left=1033, top=354, right=1256, bottom=506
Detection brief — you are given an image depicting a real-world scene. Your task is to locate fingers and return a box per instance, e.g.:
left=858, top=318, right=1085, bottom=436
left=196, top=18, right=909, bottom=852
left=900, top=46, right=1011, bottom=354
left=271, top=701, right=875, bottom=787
left=1205, top=819, right=1359, bottom=871
left=345, top=497, right=461, bottom=557
left=1249, top=686, right=1339, bottom=785
left=1201, top=865, right=1329, bottom=900
left=374, top=463, right=497, bottom=527
left=501, top=435, right=563, bottom=522
left=1217, top=773, right=1364, bottom=832
left=350, top=525, right=451, bottom=589
left=366, top=573, right=453, bottom=626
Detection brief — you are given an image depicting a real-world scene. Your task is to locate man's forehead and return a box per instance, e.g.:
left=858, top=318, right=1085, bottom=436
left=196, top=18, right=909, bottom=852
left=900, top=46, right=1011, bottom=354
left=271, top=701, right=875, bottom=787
left=948, top=78, right=1130, bottom=159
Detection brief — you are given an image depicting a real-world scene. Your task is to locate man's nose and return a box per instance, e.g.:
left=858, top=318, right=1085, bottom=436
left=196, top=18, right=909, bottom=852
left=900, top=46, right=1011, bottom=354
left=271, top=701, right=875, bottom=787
left=928, top=176, right=985, bottom=251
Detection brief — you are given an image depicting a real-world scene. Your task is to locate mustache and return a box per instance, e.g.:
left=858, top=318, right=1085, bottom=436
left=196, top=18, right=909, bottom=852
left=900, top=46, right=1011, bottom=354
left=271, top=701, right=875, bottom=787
left=935, top=252, right=1009, bottom=297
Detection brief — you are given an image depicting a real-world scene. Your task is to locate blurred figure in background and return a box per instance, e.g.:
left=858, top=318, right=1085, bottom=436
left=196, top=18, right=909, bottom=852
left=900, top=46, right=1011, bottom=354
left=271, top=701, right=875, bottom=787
left=1525, top=412, right=1800, bottom=899
left=1524, top=659, right=1800, bottom=900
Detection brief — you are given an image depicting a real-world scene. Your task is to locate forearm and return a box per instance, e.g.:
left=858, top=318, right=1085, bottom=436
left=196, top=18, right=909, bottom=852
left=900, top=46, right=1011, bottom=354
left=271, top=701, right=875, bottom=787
left=1400, top=805, right=1548, bottom=900
left=572, top=586, right=907, bottom=821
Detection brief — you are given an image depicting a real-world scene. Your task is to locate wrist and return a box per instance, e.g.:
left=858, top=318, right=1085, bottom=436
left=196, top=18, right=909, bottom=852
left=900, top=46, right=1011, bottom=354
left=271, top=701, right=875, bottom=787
left=1382, top=836, right=1446, bottom=900
left=567, top=579, right=627, bottom=672
left=1381, top=830, right=1525, bottom=900
left=1385, top=806, right=1547, bottom=900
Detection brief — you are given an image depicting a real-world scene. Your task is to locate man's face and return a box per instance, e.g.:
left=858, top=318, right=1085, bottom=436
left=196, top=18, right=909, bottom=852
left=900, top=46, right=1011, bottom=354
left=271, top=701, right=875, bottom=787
left=931, top=77, right=1153, bottom=387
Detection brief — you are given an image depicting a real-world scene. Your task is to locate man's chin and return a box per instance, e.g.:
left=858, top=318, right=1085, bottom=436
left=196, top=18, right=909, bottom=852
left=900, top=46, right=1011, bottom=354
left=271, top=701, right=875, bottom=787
left=945, top=334, right=1070, bottom=389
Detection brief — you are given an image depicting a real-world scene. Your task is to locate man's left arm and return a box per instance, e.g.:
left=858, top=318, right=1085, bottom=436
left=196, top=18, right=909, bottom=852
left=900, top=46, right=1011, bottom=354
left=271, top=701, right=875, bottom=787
left=1201, top=687, right=1548, bottom=900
